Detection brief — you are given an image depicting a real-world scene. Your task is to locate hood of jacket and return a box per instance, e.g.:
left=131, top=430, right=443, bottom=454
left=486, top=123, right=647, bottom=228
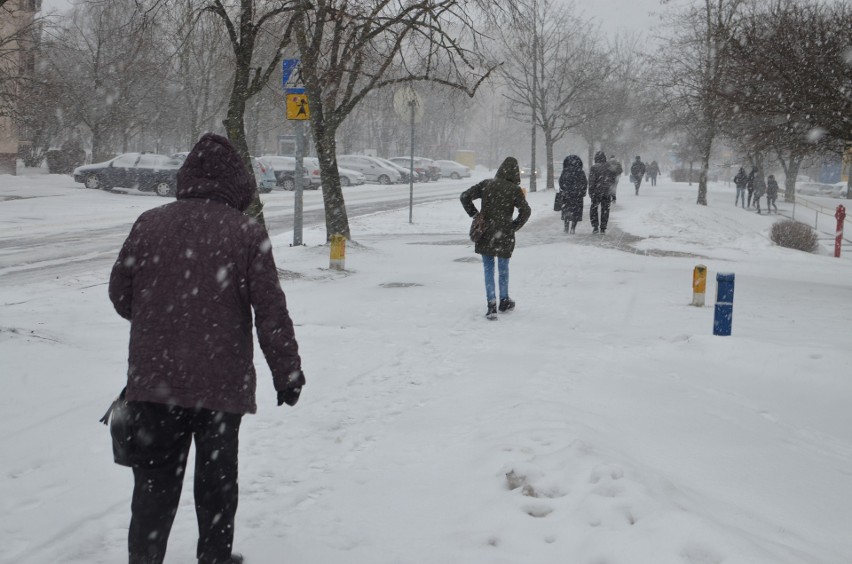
left=562, top=155, right=584, bottom=174
left=176, top=133, right=255, bottom=211
left=495, top=157, right=521, bottom=185
left=594, top=151, right=607, bottom=164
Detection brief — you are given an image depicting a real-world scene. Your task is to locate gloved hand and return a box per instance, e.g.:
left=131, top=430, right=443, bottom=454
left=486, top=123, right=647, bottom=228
left=277, top=370, right=305, bottom=407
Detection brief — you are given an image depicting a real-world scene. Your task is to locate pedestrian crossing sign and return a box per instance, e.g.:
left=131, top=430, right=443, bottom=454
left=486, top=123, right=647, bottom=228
left=286, top=91, right=310, bottom=120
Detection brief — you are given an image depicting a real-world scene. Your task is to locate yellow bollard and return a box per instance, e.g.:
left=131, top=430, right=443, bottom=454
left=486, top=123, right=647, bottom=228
left=329, top=233, right=346, bottom=270
left=692, top=264, right=707, bottom=306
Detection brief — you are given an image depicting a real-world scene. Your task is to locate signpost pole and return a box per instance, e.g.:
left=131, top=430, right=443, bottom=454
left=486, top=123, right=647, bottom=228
left=293, top=121, right=305, bottom=246
left=409, top=99, right=415, bottom=224
left=283, top=59, right=308, bottom=247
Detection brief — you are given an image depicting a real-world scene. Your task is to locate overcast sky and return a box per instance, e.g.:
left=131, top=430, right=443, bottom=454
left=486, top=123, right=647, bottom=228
left=43, top=0, right=667, bottom=31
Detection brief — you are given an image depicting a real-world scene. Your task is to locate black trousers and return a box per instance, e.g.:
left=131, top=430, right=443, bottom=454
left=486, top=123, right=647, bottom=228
left=590, top=194, right=611, bottom=230
left=128, top=401, right=242, bottom=564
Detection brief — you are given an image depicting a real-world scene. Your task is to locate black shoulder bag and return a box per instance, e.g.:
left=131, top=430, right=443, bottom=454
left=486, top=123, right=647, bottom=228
left=469, top=185, right=488, bottom=243
left=99, top=387, right=134, bottom=467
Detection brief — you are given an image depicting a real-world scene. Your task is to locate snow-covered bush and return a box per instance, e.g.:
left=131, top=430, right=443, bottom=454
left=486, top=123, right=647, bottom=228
left=770, top=220, right=819, bottom=252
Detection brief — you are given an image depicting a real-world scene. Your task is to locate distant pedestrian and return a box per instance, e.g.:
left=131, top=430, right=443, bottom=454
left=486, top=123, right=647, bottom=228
left=752, top=167, right=766, bottom=214
left=109, top=133, right=305, bottom=564
left=746, top=169, right=755, bottom=207
left=766, top=174, right=779, bottom=214
left=460, top=157, right=531, bottom=320
left=647, top=160, right=660, bottom=186
left=630, top=156, right=646, bottom=195
left=733, top=167, right=748, bottom=208
left=588, top=151, right=615, bottom=234
left=557, top=155, right=587, bottom=234
left=607, top=155, right=623, bottom=203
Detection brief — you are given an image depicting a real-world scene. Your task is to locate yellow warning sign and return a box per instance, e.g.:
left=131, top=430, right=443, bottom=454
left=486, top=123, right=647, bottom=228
left=286, top=93, right=310, bottom=120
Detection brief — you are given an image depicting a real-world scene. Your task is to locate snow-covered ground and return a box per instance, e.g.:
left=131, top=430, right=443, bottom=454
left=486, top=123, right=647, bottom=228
left=1, top=174, right=851, bottom=563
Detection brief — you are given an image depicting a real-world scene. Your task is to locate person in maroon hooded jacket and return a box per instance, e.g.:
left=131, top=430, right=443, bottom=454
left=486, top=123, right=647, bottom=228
left=109, top=133, right=304, bottom=564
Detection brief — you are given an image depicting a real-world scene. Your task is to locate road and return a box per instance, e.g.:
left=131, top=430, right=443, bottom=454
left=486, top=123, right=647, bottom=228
left=0, top=176, right=479, bottom=285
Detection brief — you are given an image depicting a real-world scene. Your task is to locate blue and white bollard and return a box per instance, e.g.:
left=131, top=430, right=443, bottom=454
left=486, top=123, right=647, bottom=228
left=713, top=273, right=735, bottom=336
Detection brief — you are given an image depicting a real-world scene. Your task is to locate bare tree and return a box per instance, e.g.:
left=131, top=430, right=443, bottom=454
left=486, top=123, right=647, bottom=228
left=291, top=0, right=496, bottom=240
left=498, top=0, right=612, bottom=189
left=42, top=1, right=170, bottom=161
left=161, top=0, right=231, bottom=149
left=573, top=34, right=648, bottom=176
left=655, top=0, right=745, bottom=205
left=197, top=0, right=305, bottom=223
left=717, top=0, right=851, bottom=200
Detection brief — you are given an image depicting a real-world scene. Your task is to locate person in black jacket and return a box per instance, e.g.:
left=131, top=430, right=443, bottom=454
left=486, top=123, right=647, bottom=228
left=647, top=160, right=660, bottom=186
left=746, top=169, right=755, bottom=208
left=557, top=155, right=587, bottom=234
left=588, top=151, right=614, bottom=234
left=752, top=167, right=766, bottom=214
left=630, top=156, right=646, bottom=195
left=766, top=174, right=779, bottom=214
left=460, top=157, right=532, bottom=319
left=734, top=167, right=748, bottom=208
left=607, top=155, right=623, bottom=203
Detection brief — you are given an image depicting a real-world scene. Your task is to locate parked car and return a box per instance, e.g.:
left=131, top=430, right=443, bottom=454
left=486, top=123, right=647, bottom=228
left=372, top=157, right=415, bottom=183
left=259, top=155, right=313, bottom=190
left=389, top=156, right=441, bottom=181
left=73, top=152, right=182, bottom=197
left=337, top=155, right=402, bottom=184
left=435, top=159, right=471, bottom=179
left=388, top=157, right=428, bottom=182
left=252, top=157, right=277, bottom=193
left=301, top=157, right=366, bottom=187
left=172, top=152, right=275, bottom=193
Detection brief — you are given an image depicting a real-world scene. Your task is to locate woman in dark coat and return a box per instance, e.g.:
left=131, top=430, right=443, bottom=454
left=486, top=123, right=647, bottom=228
left=460, top=157, right=532, bottom=319
left=752, top=167, right=766, bottom=214
left=110, top=133, right=304, bottom=564
left=766, top=174, right=779, bottom=214
left=558, top=155, right=587, bottom=233
left=746, top=169, right=755, bottom=208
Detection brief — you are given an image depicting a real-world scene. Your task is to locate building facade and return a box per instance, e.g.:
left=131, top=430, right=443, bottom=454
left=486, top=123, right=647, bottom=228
left=0, top=0, right=41, bottom=174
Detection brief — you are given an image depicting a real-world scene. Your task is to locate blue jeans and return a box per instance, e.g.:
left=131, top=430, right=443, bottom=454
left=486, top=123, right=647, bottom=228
left=482, top=255, right=509, bottom=303
left=735, top=187, right=745, bottom=207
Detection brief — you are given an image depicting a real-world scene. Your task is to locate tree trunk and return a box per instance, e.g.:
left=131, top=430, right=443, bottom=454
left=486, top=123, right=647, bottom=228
left=91, top=124, right=107, bottom=163
left=311, top=116, right=350, bottom=240
left=543, top=127, right=555, bottom=190
left=222, top=56, right=265, bottom=228
left=784, top=158, right=799, bottom=203
left=696, top=131, right=713, bottom=205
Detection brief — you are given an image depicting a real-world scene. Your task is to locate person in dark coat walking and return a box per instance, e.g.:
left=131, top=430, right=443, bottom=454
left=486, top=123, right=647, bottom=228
left=607, top=155, right=623, bottom=203
left=752, top=166, right=766, bottom=214
left=588, top=151, right=614, bottom=234
left=630, top=156, right=646, bottom=195
left=460, top=157, right=531, bottom=319
left=746, top=168, right=755, bottom=208
left=733, top=167, right=748, bottom=208
left=766, top=174, right=779, bottom=214
left=647, top=160, right=660, bottom=186
left=109, top=133, right=304, bottom=564
left=557, top=155, right=587, bottom=234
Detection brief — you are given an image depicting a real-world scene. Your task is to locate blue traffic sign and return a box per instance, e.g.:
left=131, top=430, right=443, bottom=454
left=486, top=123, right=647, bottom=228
left=282, top=59, right=300, bottom=87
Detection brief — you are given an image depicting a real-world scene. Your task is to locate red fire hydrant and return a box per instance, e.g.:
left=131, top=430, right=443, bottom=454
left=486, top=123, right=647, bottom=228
left=836, top=205, right=846, bottom=258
